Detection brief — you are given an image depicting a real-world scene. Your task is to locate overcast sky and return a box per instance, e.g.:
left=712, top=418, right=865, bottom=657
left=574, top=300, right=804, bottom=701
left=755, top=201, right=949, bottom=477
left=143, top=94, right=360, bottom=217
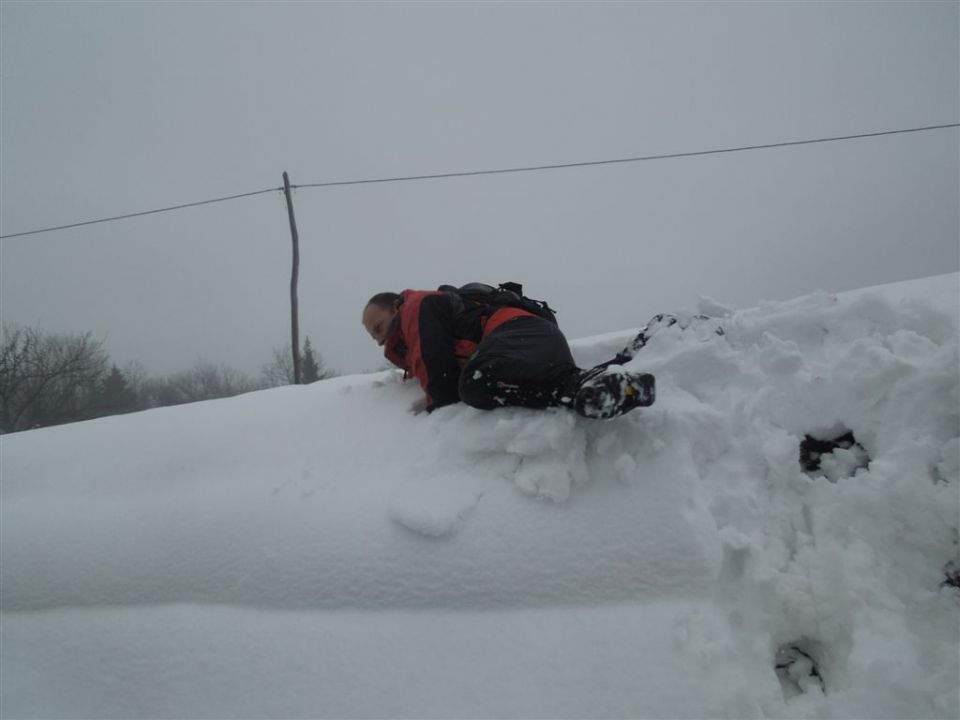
left=2, top=1, right=957, bottom=378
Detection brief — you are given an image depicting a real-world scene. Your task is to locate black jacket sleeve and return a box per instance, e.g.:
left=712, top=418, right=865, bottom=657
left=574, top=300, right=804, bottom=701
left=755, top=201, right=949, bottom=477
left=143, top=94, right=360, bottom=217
left=417, top=293, right=462, bottom=411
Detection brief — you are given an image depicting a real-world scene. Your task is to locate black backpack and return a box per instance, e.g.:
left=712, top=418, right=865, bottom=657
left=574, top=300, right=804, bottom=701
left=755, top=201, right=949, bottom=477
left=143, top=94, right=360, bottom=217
left=438, top=281, right=558, bottom=326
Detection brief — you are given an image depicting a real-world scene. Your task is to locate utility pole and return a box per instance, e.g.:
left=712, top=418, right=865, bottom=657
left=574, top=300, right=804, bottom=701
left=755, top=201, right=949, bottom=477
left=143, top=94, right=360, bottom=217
left=282, top=171, right=302, bottom=385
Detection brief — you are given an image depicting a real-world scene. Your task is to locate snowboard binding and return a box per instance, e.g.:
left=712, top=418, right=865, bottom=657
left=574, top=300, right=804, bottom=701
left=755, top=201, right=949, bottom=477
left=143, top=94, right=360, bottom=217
left=612, top=313, right=726, bottom=365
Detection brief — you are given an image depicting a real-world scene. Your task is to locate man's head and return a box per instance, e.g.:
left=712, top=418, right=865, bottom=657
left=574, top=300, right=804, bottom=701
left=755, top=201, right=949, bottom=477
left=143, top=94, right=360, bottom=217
left=362, top=292, right=400, bottom=346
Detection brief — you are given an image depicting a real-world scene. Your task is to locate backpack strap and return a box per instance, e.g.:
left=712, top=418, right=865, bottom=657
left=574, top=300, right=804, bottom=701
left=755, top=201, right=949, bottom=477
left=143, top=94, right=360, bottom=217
left=437, top=281, right=558, bottom=327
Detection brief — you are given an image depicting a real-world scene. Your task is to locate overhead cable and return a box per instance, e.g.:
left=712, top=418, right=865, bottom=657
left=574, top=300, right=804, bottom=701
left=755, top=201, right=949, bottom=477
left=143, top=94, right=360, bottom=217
left=2, top=123, right=956, bottom=240
left=0, top=187, right=282, bottom=240
left=294, top=123, right=960, bottom=189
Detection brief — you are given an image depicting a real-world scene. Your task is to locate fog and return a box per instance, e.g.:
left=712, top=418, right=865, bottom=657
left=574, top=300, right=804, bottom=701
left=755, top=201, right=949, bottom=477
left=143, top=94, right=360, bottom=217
left=2, top=2, right=957, bottom=377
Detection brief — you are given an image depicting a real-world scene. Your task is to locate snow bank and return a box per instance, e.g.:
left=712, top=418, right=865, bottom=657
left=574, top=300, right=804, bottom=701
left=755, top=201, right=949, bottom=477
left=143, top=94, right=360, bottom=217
left=0, top=374, right=718, bottom=611
left=2, top=273, right=958, bottom=719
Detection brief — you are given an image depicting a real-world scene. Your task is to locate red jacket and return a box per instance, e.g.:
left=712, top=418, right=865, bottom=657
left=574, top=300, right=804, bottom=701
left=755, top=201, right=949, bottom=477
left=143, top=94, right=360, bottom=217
left=383, top=289, right=534, bottom=410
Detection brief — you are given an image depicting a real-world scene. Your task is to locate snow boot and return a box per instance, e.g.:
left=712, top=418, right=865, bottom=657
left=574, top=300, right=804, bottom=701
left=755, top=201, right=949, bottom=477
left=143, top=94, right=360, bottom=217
left=573, top=366, right=655, bottom=419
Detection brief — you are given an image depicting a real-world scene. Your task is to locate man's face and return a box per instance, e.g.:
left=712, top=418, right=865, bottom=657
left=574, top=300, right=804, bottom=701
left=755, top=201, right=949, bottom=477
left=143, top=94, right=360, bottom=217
left=362, top=303, right=398, bottom=347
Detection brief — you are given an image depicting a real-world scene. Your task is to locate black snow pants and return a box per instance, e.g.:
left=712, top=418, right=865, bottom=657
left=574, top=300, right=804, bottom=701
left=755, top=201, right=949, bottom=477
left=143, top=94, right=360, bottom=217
left=457, top=316, right=582, bottom=410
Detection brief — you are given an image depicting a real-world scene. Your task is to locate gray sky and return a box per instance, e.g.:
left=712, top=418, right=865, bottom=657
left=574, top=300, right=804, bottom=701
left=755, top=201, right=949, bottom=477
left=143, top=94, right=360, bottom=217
left=2, top=1, right=957, bottom=378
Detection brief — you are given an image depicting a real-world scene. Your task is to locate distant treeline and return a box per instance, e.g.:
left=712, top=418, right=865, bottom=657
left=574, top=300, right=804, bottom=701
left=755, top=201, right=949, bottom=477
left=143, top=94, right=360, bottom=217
left=0, top=325, right=335, bottom=434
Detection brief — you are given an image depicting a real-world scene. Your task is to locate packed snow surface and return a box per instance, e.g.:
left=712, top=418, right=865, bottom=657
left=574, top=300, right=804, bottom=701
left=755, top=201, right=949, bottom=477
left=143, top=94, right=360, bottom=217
left=2, top=273, right=958, bottom=719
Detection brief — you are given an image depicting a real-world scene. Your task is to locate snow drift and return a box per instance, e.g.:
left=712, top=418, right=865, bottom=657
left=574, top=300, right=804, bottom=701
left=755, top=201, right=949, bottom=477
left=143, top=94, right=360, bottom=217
left=2, top=273, right=958, bottom=719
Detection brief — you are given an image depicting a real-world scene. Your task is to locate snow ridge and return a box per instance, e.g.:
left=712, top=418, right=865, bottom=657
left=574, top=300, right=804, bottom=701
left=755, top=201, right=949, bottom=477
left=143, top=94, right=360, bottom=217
left=2, top=273, right=958, bottom=719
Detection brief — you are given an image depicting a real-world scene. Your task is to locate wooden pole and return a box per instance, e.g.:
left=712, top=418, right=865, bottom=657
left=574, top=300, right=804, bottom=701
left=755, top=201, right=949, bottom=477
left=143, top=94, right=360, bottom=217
left=282, top=171, right=302, bottom=385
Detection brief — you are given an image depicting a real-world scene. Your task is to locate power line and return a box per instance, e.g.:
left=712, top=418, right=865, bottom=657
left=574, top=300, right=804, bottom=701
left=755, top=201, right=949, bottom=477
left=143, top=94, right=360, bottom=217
left=2, top=122, right=956, bottom=240
left=294, top=123, right=960, bottom=189
left=0, top=187, right=282, bottom=240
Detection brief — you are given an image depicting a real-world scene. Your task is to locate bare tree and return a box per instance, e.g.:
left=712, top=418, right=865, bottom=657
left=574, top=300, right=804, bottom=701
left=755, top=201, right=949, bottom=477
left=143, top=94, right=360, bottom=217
left=260, top=345, right=295, bottom=388
left=0, top=325, right=109, bottom=433
left=121, top=360, right=150, bottom=408
left=151, top=359, right=260, bottom=406
left=261, top=337, right=333, bottom=387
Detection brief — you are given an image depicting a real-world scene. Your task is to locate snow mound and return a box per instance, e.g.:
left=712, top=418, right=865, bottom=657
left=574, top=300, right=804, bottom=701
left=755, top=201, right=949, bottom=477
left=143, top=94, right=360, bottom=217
left=2, top=273, right=958, bottom=719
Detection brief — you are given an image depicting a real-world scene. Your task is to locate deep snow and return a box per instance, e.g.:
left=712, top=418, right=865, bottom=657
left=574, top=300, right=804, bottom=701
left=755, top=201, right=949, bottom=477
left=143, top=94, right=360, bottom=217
left=2, top=273, right=958, bottom=719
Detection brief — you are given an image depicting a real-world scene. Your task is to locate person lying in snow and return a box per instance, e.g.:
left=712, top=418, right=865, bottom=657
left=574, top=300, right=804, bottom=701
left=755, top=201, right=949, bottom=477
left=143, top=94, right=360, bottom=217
left=361, top=284, right=668, bottom=419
